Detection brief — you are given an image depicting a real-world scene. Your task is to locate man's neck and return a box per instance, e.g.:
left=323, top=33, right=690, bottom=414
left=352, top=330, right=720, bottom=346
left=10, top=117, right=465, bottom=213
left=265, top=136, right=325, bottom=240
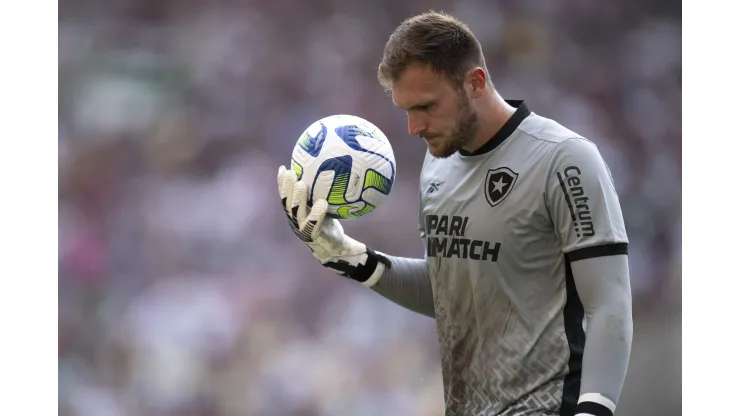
left=463, top=93, right=516, bottom=153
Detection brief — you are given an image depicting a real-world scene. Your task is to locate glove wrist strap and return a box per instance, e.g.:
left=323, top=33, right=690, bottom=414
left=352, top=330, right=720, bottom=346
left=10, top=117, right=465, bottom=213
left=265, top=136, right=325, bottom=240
left=347, top=248, right=390, bottom=285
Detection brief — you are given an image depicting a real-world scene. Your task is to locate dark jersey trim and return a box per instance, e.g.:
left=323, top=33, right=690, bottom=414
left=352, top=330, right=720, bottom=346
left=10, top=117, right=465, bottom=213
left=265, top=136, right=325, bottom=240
left=560, top=258, right=585, bottom=416
left=575, top=401, right=614, bottom=416
left=458, top=100, right=531, bottom=156
left=566, top=243, right=628, bottom=263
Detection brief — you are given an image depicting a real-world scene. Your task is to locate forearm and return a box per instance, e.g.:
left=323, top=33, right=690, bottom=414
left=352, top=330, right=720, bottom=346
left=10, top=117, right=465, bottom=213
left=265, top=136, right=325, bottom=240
left=570, top=254, right=633, bottom=414
left=371, top=255, right=435, bottom=318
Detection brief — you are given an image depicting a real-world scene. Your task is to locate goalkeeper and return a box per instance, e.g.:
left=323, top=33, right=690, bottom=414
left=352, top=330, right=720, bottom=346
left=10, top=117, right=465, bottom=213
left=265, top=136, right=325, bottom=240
left=278, top=11, right=633, bottom=416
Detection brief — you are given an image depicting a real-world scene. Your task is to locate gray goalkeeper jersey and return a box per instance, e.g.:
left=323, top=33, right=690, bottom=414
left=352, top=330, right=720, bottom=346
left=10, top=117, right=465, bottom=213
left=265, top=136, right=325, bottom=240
left=418, top=101, right=628, bottom=415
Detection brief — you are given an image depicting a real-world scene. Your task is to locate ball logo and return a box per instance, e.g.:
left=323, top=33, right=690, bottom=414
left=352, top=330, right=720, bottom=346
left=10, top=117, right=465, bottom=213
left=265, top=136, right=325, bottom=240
left=297, top=122, right=328, bottom=157
left=484, top=167, right=518, bottom=207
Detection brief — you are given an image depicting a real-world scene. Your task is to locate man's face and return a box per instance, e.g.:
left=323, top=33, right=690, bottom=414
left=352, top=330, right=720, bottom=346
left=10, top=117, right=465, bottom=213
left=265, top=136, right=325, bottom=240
left=391, top=63, right=479, bottom=158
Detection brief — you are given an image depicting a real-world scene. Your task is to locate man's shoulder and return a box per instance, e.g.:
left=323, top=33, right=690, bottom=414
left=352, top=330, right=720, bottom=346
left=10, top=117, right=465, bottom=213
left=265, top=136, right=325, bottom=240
left=517, top=113, right=584, bottom=148
left=512, top=113, right=606, bottom=172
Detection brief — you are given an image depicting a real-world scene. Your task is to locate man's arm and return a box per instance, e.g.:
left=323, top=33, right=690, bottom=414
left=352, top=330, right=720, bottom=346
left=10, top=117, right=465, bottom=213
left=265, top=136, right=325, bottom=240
left=545, top=137, right=633, bottom=415
left=278, top=166, right=435, bottom=317
left=570, top=252, right=633, bottom=415
left=365, top=187, right=435, bottom=318
left=369, top=255, right=434, bottom=318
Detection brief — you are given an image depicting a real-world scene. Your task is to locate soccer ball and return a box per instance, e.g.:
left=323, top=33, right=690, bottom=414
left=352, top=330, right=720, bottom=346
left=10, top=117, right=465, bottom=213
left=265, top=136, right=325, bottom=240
left=290, top=114, right=396, bottom=220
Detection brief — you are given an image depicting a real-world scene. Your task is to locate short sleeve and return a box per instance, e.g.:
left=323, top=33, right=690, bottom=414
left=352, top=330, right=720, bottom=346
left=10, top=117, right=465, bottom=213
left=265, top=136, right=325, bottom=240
left=417, top=188, right=426, bottom=239
left=545, top=138, right=628, bottom=261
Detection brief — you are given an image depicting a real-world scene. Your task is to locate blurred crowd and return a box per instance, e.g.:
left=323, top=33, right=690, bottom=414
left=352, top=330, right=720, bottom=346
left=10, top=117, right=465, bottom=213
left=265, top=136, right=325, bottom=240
left=58, top=0, right=682, bottom=415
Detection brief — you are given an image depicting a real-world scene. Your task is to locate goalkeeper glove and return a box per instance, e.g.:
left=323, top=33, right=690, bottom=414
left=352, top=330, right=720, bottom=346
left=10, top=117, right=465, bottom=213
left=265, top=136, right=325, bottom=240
left=277, top=166, right=389, bottom=287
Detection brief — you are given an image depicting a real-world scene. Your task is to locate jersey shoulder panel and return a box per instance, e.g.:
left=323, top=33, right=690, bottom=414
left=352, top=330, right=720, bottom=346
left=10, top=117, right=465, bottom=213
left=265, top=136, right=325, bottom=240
left=517, top=113, right=584, bottom=146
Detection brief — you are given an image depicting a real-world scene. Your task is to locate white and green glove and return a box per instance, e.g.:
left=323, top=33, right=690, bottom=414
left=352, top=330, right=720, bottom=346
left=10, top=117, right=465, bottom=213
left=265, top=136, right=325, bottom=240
left=277, top=166, right=389, bottom=286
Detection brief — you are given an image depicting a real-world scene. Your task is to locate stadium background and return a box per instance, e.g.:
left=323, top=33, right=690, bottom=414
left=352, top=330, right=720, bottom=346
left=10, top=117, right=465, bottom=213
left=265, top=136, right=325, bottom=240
left=58, top=0, right=681, bottom=415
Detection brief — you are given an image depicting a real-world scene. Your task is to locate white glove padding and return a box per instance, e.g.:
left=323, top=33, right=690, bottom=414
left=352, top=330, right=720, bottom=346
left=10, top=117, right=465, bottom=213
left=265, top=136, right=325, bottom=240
left=277, top=166, right=388, bottom=286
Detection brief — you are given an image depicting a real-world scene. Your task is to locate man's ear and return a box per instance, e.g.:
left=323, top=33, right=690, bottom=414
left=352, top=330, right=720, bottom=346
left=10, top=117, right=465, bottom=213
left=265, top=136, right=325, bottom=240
left=468, top=67, right=487, bottom=98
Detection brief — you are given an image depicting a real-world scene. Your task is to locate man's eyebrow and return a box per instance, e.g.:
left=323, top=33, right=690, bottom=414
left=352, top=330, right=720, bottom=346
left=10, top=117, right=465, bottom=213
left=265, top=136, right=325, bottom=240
left=395, top=100, right=436, bottom=111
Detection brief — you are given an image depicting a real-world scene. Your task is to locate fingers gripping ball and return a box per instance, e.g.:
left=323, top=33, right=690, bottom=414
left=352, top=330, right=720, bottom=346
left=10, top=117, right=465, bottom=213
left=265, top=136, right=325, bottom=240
left=277, top=166, right=326, bottom=243
left=290, top=115, right=396, bottom=219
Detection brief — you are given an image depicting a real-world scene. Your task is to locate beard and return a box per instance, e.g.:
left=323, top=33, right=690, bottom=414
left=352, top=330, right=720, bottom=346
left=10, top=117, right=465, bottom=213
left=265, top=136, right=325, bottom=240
left=424, top=94, right=479, bottom=159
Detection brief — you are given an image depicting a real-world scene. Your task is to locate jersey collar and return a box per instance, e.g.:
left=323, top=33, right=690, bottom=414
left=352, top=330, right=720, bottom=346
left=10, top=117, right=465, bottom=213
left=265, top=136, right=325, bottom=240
left=458, top=100, right=531, bottom=157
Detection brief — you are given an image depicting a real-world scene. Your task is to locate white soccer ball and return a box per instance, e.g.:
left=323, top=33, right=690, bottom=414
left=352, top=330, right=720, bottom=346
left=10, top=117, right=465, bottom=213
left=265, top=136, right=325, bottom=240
left=290, top=114, right=396, bottom=220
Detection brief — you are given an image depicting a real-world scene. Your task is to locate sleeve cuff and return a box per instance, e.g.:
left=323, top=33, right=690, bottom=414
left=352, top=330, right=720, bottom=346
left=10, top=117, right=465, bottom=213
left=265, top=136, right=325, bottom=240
left=566, top=243, right=628, bottom=262
left=575, top=393, right=616, bottom=416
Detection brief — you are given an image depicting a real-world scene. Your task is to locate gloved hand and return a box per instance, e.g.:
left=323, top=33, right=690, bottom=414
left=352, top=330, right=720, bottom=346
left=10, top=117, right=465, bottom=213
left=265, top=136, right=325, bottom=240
left=277, top=166, right=389, bottom=286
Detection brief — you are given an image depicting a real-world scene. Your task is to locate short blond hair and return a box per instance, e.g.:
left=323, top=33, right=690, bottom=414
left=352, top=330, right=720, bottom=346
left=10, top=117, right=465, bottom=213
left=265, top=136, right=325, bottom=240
left=377, top=11, right=489, bottom=91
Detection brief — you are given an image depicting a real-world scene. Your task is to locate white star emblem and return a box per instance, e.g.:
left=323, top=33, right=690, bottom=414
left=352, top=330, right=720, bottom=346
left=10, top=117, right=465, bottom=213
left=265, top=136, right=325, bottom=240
left=491, top=177, right=508, bottom=194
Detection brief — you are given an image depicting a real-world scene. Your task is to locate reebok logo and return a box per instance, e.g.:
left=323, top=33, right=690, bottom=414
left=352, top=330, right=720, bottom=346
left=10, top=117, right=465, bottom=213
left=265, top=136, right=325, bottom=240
left=426, top=181, right=444, bottom=194
left=557, top=166, right=595, bottom=238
